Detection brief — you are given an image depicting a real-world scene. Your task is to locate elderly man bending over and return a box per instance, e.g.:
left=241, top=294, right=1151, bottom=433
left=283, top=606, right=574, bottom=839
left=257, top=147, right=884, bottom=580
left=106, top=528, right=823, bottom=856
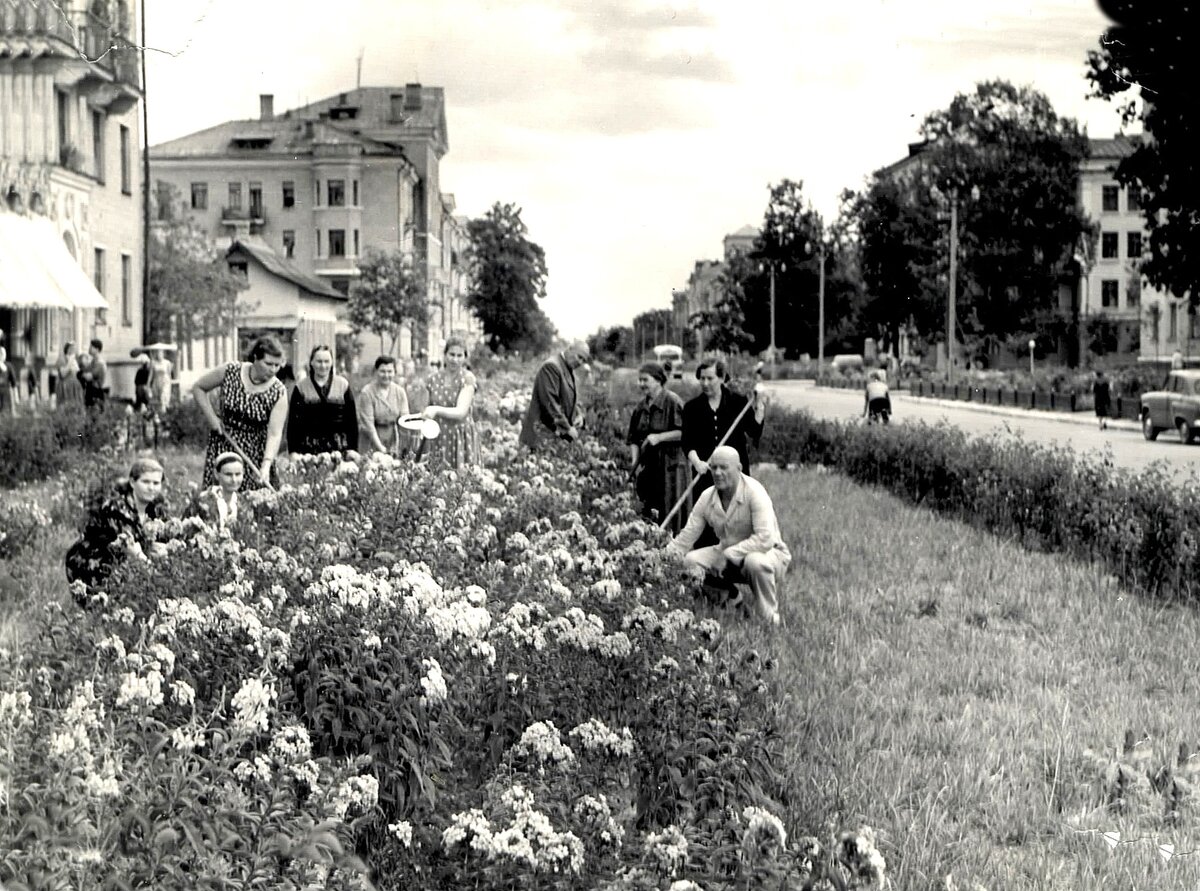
left=667, top=446, right=791, bottom=624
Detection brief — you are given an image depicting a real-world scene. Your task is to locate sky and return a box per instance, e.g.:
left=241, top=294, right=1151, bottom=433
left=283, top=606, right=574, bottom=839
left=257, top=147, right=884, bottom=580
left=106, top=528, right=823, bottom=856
left=142, top=0, right=1127, bottom=340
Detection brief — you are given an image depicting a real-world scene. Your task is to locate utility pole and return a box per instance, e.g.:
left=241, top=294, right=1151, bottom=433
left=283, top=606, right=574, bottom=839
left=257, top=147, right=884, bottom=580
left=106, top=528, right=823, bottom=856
left=768, top=261, right=777, bottom=377
left=947, top=190, right=958, bottom=384
left=817, top=243, right=826, bottom=367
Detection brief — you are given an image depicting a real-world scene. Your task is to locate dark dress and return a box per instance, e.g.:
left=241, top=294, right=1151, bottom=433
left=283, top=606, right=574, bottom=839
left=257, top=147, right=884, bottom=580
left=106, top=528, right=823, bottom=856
left=202, top=363, right=287, bottom=491
left=65, top=482, right=166, bottom=594
left=424, top=368, right=481, bottom=468
left=1094, top=379, right=1112, bottom=419
left=0, top=363, right=15, bottom=412
left=287, top=374, right=359, bottom=455
left=681, top=386, right=764, bottom=494
left=628, top=388, right=690, bottom=532
left=134, top=364, right=152, bottom=411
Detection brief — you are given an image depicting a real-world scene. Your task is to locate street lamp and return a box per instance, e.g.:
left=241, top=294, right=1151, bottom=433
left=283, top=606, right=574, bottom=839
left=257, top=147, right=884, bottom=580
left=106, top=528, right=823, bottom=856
left=1029, top=339, right=1036, bottom=376
left=931, top=183, right=979, bottom=385
left=759, top=258, right=785, bottom=377
left=805, top=238, right=827, bottom=367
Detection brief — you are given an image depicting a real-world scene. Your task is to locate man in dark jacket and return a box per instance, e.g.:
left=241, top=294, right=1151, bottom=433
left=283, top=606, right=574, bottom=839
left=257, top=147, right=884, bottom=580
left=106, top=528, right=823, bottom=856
left=519, top=343, right=590, bottom=448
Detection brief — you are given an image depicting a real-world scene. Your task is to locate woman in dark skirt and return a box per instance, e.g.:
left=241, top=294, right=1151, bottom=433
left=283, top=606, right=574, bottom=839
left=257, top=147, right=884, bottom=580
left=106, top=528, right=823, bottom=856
left=65, top=456, right=167, bottom=599
left=629, top=362, right=690, bottom=532
left=1093, top=369, right=1112, bottom=431
left=193, top=336, right=289, bottom=491
left=287, top=345, right=359, bottom=456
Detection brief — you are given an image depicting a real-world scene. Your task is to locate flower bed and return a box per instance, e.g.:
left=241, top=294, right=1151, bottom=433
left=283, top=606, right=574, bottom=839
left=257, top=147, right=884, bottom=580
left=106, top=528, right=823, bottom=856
left=0, top=390, right=885, bottom=890
left=759, top=407, right=1200, bottom=599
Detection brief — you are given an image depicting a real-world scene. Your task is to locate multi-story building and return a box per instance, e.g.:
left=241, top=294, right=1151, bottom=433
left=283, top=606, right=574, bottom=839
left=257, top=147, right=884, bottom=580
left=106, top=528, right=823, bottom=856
left=673, top=226, right=756, bottom=357
left=1, top=0, right=145, bottom=398
left=149, top=85, right=479, bottom=375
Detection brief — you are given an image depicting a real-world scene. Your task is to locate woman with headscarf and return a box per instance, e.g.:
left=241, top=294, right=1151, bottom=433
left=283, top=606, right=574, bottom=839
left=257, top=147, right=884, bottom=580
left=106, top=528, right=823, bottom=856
left=133, top=353, right=153, bottom=413
left=628, top=361, right=690, bottom=532
left=186, top=451, right=251, bottom=531
left=287, top=345, right=359, bottom=456
left=193, top=335, right=289, bottom=491
left=420, top=336, right=480, bottom=468
left=358, top=356, right=409, bottom=455
left=65, top=456, right=168, bottom=600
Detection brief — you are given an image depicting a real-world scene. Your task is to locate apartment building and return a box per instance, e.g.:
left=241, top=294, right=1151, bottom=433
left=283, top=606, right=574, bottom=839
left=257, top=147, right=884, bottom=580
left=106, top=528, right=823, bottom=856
left=1, top=0, right=144, bottom=398
left=150, top=85, right=480, bottom=374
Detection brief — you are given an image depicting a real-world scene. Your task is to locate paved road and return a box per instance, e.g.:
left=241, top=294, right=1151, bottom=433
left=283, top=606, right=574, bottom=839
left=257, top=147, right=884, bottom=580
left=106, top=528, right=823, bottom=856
left=762, top=380, right=1200, bottom=478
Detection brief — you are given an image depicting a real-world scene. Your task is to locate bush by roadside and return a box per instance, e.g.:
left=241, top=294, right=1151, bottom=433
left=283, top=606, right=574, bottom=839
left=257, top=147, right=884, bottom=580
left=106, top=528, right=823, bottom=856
left=0, top=409, right=127, bottom=488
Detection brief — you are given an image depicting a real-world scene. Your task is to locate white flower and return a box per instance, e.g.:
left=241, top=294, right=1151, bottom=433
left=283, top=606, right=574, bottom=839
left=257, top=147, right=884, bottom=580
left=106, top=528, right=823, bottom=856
left=269, top=724, right=313, bottom=763
left=742, top=805, right=787, bottom=854
left=569, top=719, right=635, bottom=759
left=0, top=689, right=32, bottom=726
left=389, top=821, right=414, bottom=847
left=645, top=825, right=689, bottom=877
left=169, top=726, right=205, bottom=752
left=233, top=754, right=273, bottom=786
left=329, top=774, right=380, bottom=820
left=419, top=658, right=448, bottom=706
left=115, top=669, right=165, bottom=712
left=362, top=632, right=382, bottom=649
left=170, top=680, right=195, bottom=707
left=230, top=677, right=275, bottom=737
left=513, top=721, right=575, bottom=770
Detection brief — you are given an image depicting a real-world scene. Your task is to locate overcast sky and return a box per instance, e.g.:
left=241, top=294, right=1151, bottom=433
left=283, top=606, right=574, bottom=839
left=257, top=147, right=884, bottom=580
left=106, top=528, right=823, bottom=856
left=143, top=0, right=1125, bottom=340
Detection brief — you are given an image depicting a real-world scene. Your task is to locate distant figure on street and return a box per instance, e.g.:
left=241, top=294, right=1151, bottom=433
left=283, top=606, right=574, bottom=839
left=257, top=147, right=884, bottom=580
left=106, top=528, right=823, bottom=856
left=519, top=342, right=590, bottom=449
left=52, top=341, right=83, bottom=409
left=133, top=354, right=152, bottom=413
left=0, top=346, right=18, bottom=416
left=667, top=446, right=791, bottom=625
left=80, top=339, right=108, bottom=410
left=864, top=368, right=891, bottom=424
left=149, top=349, right=173, bottom=412
left=1093, top=370, right=1111, bottom=431
left=1172, top=350, right=1184, bottom=370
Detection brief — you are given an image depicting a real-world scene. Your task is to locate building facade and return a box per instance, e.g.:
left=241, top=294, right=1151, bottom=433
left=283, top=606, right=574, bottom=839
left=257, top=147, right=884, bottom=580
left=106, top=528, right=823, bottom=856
left=149, top=86, right=481, bottom=375
left=1, top=0, right=145, bottom=398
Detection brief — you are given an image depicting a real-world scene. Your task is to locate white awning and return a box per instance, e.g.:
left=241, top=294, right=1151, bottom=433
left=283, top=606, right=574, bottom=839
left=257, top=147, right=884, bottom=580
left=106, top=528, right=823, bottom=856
left=0, top=213, right=109, bottom=311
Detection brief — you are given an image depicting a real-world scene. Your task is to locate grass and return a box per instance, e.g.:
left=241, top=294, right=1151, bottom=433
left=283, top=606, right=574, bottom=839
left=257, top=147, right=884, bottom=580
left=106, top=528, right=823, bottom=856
left=0, top=445, right=207, bottom=651
left=722, top=464, right=1200, bottom=890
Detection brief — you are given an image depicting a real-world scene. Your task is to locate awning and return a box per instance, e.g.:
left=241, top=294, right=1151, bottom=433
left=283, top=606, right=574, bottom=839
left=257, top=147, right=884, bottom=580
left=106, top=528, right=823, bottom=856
left=0, top=212, right=109, bottom=311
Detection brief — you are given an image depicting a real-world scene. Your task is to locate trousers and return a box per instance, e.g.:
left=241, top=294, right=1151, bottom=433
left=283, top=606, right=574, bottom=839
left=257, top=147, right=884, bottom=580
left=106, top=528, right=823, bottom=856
left=683, top=545, right=790, bottom=623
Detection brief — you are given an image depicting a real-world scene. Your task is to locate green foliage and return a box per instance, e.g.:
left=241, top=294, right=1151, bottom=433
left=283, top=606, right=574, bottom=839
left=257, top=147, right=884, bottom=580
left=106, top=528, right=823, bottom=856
left=1088, top=3, right=1200, bottom=304
left=158, top=398, right=212, bottom=448
left=759, top=406, right=1200, bottom=598
left=346, top=249, right=429, bottom=354
left=0, top=410, right=125, bottom=488
left=587, top=326, right=634, bottom=365
left=147, top=182, right=249, bottom=345
left=465, top=203, right=556, bottom=355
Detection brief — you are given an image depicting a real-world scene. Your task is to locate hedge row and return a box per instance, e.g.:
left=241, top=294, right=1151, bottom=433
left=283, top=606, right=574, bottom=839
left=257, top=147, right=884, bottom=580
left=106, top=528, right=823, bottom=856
left=0, top=410, right=127, bottom=488
left=756, top=408, right=1198, bottom=599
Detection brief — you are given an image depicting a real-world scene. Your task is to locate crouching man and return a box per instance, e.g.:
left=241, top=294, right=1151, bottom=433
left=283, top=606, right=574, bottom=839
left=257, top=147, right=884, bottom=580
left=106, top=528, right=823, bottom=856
left=666, top=446, right=791, bottom=624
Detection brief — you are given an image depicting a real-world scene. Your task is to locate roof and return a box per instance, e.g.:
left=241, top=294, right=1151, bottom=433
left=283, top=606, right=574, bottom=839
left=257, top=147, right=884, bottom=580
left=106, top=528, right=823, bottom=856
left=150, top=116, right=403, bottom=159
left=1089, top=135, right=1142, bottom=160
left=727, top=225, right=759, bottom=239
left=0, top=213, right=108, bottom=311
left=227, top=239, right=346, bottom=300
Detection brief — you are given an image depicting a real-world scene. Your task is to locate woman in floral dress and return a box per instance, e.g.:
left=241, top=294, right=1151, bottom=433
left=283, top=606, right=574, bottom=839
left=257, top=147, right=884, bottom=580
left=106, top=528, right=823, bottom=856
left=628, top=362, right=690, bottom=532
left=192, top=336, right=289, bottom=491
left=421, top=337, right=480, bottom=468
left=65, top=456, right=167, bottom=598
left=358, top=356, right=410, bottom=456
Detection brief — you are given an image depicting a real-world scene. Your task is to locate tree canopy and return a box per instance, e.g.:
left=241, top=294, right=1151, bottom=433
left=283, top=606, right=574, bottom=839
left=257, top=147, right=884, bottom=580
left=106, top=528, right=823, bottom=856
left=464, top=203, right=555, bottom=355
left=146, top=183, right=247, bottom=345
left=346, top=248, right=428, bottom=354
left=1088, top=2, right=1199, bottom=303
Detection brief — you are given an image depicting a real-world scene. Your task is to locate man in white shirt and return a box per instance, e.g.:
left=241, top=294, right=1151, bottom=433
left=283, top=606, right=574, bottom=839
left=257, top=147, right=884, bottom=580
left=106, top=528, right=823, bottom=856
left=667, top=446, right=791, bottom=624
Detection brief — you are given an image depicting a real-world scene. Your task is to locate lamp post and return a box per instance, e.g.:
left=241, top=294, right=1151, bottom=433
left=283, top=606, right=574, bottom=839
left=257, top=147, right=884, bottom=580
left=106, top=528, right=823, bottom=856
left=760, top=259, right=784, bottom=378
left=817, top=241, right=826, bottom=367
left=932, top=183, right=978, bottom=385
left=1029, top=338, right=1036, bottom=376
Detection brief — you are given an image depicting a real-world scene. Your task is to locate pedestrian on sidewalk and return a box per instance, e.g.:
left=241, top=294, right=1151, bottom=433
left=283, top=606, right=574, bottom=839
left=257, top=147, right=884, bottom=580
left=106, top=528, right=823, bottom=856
left=1093, top=370, right=1111, bottom=431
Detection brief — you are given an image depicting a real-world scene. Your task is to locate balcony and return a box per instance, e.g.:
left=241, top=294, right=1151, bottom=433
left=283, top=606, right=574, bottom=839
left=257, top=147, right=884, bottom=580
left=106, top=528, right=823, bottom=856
left=221, top=205, right=267, bottom=234
left=2, top=1, right=142, bottom=110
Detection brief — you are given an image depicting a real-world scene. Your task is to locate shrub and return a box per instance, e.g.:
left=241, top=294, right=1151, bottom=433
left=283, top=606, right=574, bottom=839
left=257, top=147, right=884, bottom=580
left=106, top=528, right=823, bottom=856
left=158, top=398, right=211, bottom=448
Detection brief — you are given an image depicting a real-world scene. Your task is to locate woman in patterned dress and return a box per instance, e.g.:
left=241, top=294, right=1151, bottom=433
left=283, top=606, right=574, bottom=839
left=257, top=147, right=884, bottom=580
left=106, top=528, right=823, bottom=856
left=421, top=337, right=480, bottom=468
left=358, top=355, right=409, bottom=456
left=192, top=336, right=289, bottom=491
left=628, top=362, right=690, bottom=532
left=65, top=456, right=167, bottom=598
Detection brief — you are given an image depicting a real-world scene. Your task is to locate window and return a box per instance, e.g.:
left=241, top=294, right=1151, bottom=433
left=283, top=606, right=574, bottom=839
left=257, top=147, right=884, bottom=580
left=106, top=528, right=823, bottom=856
left=330, top=277, right=350, bottom=295
left=1128, top=184, right=1142, bottom=211
left=1127, top=232, right=1143, bottom=260
left=119, top=125, right=131, bottom=194
left=93, top=247, right=106, bottom=296
left=353, top=229, right=359, bottom=257
left=228, top=182, right=242, bottom=211
left=327, top=179, right=345, bottom=207
left=191, top=182, right=208, bottom=210
left=228, top=260, right=248, bottom=280
left=1101, top=232, right=1119, bottom=259
left=249, top=182, right=263, bottom=218
left=328, top=229, right=346, bottom=257
left=315, top=229, right=321, bottom=257
left=282, top=181, right=295, bottom=208
left=1102, top=185, right=1119, bottom=212
left=352, top=180, right=359, bottom=206
left=56, top=89, right=69, bottom=162
left=282, top=230, right=295, bottom=259
left=314, top=180, right=321, bottom=206
left=1127, top=276, right=1141, bottom=307
left=92, top=110, right=105, bottom=182
left=155, top=181, right=172, bottom=220
left=1101, top=279, right=1119, bottom=308
left=1170, top=303, right=1179, bottom=339
left=121, top=254, right=132, bottom=326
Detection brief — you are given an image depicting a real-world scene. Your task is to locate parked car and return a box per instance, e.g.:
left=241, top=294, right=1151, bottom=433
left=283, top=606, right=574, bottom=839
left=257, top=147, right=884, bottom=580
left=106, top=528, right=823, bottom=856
left=1139, top=370, right=1200, bottom=442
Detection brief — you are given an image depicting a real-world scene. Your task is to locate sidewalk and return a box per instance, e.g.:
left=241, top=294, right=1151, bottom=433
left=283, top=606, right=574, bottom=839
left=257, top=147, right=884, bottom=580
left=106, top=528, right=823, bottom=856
left=789, top=380, right=1141, bottom=432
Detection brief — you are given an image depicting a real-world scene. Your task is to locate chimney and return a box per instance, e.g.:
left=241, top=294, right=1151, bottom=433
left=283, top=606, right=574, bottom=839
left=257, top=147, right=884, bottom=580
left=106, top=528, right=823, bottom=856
left=260, top=94, right=274, bottom=121
left=404, top=83, right=423, bottom=111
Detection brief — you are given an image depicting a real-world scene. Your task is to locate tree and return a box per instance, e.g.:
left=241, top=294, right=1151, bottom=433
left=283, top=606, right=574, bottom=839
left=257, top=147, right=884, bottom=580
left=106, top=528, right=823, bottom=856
left=918, top=81, right=1093, bottom=356
left=346, top=248, right=428, bottom=354
left=690, top=254, right=754, bottom=355
left=464, top=203, right=555, bottom=353
left=1088, top=3, right=1200, bottom=305
left=586, top=326, right=634, bottom=365
left=146, top=183, right=247, bottom=347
